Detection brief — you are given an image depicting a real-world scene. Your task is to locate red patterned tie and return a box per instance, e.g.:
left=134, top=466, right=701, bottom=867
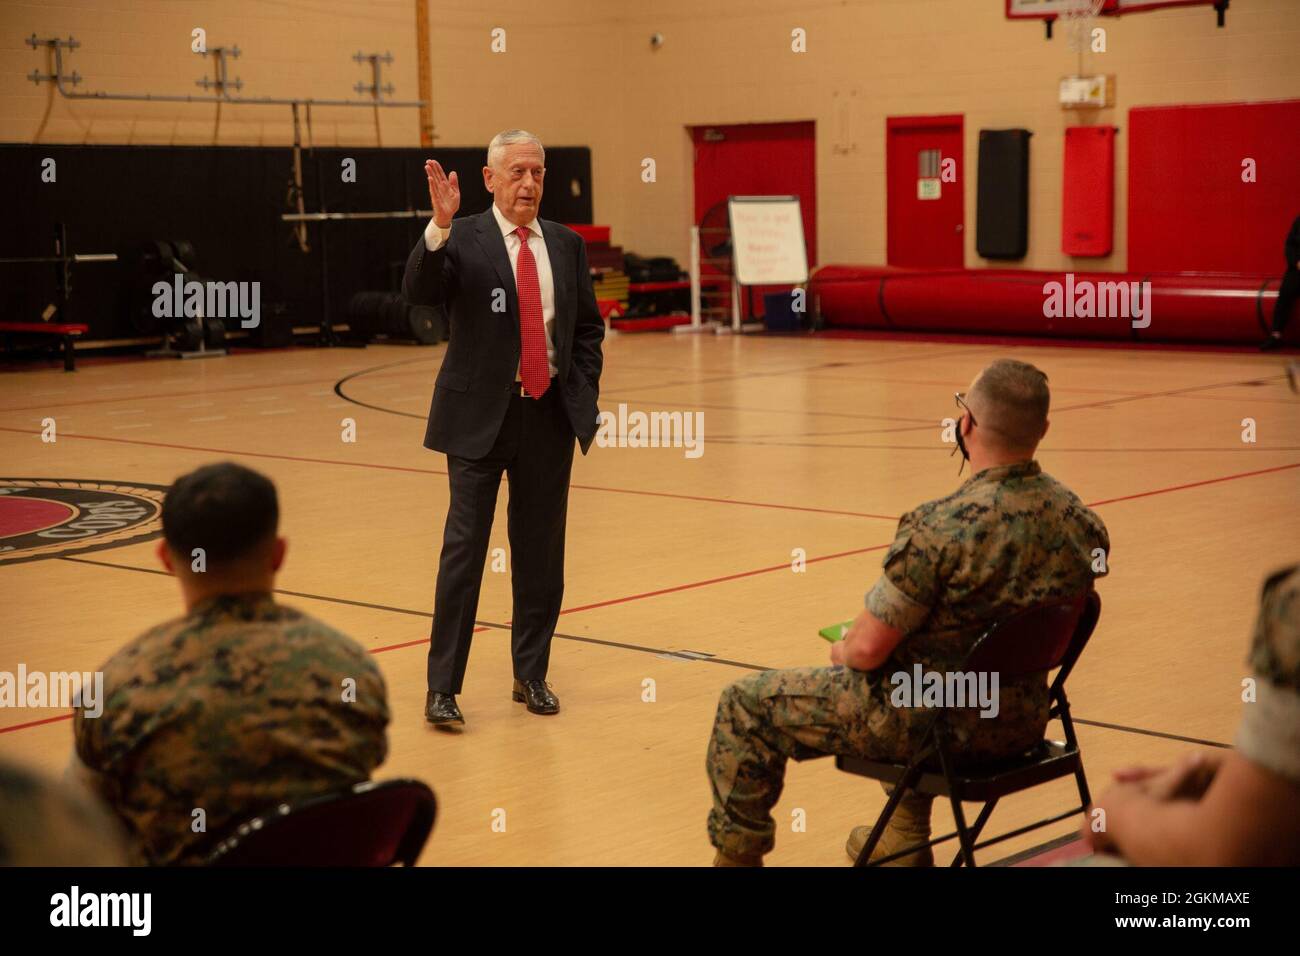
left=514, top=225, right=550, bottom=399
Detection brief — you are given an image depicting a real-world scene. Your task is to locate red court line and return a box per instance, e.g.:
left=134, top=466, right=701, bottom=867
left=0, top=544, right=890, bottom=735
left=1086, top=461, right=1300, bottom=507
left=0, top=426, right=895, bottom=521
left=369, top=626, right=487, bottom=655
left=563, top=483, right=895, bottom=520
left=559, top=461, right=1300, bottom=618
left=1, top=436, right=1295, bottom=739
left=3, top=456, right=1294, bottom=737
left=0, top=713, right=73, bottom=734
left=0, top=626, right=493, bottom=735
left=557, top=544, right=891, bottom=616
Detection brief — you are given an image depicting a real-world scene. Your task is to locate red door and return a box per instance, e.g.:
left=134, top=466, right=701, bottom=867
left=691, top=121, right=816, bottom=321
left=886, top=115, right=964, bottom=268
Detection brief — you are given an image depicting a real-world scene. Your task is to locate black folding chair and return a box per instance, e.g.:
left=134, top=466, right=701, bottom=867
left=837, top=591, right=1101, bottom=867
left=202, top=778, right=436, bottom=867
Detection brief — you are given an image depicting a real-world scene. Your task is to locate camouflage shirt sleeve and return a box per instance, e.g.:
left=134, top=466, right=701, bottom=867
left=72, top=627, right=154, bottom=779
left=865, top=508, right=945, bottom=634
left=1234, top=566, right=1300, bottom=784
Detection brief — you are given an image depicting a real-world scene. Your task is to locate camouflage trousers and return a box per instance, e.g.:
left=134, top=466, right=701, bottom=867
left=706, top=665, right=915, bottom=861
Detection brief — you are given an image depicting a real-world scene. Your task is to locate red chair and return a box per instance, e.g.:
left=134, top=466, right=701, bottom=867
left=837, top=591, right=1101, bottom=867
left=203, top=778, right=436, bottom=867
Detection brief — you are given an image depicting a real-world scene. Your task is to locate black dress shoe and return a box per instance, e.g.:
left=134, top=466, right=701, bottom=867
left=512, top=679, right=560, bottom=715
left=425, top=691, right=464, bottom=726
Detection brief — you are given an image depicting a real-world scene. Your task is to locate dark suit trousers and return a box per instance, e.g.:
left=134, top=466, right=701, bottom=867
left=427, top=383, right=575, bottom=694
left=1273, top=267, right=1300, bottom=334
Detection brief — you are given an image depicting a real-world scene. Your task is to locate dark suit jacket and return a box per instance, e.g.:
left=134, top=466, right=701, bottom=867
left=1286, top=215, right=1300, bottom=270
left=401, top=207, right=605, bottom=458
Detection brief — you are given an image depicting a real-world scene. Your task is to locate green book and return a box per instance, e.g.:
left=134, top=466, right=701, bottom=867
left=819, top=620, right=853, bottom=643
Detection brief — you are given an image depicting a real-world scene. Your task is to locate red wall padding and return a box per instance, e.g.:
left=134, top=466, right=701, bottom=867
left=810, top=265, right=1278, bottom=343
left=1128, top=100, right=1300, bottom=274
left=1062, top=126, right=1115, bottom=257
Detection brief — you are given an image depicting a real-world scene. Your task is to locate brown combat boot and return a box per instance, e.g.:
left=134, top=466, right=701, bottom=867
left=713, top=850, right=763, bottom=867
left=845, top=790, right=935, bottom=866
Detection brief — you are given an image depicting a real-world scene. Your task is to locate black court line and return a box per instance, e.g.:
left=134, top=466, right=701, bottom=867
left=575, top=396, right=938, bottom=424
left=333, top=355, right=430, bottom=419
left=329, top=345, right=1005, bottom=422
left=59, top=554, right=1230, bottom=747
left=58, top=555, right=764, bottom=672
left=1052, top=373, right=1291, bottom=414
left=1073, top=717, right=1231, bottom=749
left=332, top=353, right=1295, bottom=451
left=989, top=831, right=1082, bottom=867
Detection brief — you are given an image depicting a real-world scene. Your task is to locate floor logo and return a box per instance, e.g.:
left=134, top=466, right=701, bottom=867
left=0, top=479, right=168, bottom=565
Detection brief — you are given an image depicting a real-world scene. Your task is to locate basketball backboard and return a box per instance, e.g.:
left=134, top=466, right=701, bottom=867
left=1005, top=0, right=1221, bottom=18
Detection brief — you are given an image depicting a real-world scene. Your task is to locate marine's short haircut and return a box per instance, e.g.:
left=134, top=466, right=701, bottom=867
left=969, top=359, right=1051, bottom=451
left=161, top=462, right=278, bottom=564
left=487, top=129, right=545, bottom=169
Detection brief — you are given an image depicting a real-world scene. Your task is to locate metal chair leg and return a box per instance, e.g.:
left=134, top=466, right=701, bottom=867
left=856, top=784, right=905, bottom=867
left=949, top=798, right=998, bottom=867
left=946, top=794, right=977, bottom=867
left=933, top=738, right=977, bottom=868
left=1075, top=764, right=1091, bottom=809
left=855, top=761, right=926, bottom=867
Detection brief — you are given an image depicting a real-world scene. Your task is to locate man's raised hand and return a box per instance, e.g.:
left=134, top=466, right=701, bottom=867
left=426, top=160, right=460, bottom=228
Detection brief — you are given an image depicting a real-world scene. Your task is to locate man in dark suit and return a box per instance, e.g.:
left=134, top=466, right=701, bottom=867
left=1262, top=214, right=1300, bottom=350
left=402, top=129, right=604, bottom=727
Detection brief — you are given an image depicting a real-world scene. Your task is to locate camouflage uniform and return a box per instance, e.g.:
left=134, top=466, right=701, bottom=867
left=0, top=758, right=128, bottom=866
left=707, top=460, right=1109, bottom=860
left=1235, top=564, right=1300, bottom=784
left=74, top=593, right=390, bottom=866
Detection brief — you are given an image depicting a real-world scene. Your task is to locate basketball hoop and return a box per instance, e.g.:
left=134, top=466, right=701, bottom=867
left=1060, top=0, right=1106, bottom=56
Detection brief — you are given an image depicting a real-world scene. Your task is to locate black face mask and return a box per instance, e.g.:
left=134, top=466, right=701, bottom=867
left=953, top=419, right=971, bottom=475
left=951, top=392, right=975, bottom=476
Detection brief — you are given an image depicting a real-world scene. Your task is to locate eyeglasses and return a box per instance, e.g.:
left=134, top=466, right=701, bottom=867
left=954, top=392, right=975, bottom=424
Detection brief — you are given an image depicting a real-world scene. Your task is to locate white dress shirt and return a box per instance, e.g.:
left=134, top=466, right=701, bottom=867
left=424, top=203, right=558, bottom=378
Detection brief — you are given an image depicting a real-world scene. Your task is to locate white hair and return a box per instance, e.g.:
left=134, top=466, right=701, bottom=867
left=487, top=129, right=545, bottom=169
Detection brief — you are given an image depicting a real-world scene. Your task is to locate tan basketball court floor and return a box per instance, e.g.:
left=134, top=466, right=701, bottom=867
left=2, top=335, right=1297, bottom=865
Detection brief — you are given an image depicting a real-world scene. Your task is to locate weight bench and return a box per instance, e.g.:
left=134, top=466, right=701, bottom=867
left=0, top=223, right=115, bottom=370
left=0, top=321, right=90, bottom=371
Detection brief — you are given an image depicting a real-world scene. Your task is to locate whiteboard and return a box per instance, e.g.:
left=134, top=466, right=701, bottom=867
left=727, top=196, right=809, bottom=286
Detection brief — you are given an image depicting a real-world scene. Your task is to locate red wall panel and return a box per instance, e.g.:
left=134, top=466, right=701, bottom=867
left=1128, top=100, right=1300, bottom=274
left=1062, top=125, right=1115, bottom=257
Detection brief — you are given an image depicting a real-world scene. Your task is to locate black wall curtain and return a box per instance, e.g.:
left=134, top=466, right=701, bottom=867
left=0, top=144, right=593, bottom=341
